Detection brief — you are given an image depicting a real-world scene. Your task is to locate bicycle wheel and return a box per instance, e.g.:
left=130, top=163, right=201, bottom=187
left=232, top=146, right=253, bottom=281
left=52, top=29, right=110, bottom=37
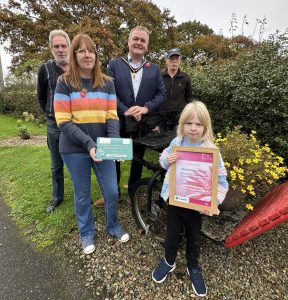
left=131, top=178, right=168, bottom=240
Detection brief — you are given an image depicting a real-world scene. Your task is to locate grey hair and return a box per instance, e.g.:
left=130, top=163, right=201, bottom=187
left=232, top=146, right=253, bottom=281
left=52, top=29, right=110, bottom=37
left=129, top=26, right=150, bottom=41
left=49, top=30, right=70, bottom=48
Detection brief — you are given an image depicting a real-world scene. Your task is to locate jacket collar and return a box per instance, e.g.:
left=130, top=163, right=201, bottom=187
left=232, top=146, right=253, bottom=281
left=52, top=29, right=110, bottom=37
left=162, top=68, right=184, bottom=78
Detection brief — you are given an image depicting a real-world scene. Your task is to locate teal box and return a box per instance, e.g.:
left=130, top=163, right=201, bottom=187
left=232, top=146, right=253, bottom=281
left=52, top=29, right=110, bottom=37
left=96, top=137, right=133, bottom=160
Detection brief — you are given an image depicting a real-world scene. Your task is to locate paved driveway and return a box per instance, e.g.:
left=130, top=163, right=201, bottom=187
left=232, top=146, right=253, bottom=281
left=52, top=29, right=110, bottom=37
left=0, top=197, right=95, bottom=300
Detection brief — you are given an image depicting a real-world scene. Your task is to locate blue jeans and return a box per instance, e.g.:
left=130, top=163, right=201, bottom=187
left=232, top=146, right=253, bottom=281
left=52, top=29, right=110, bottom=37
left=62, top=153, right=120, bottom=241
left=46, top=118, right=64, bottom=202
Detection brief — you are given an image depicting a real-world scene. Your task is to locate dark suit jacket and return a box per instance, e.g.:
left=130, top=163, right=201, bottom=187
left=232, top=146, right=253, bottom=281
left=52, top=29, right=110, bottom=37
left=107, top=57, right=167, bottom=130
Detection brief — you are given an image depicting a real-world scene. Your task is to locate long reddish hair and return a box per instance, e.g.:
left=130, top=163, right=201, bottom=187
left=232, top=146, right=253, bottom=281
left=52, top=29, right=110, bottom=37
left=63, top=33, right=110, bottom=89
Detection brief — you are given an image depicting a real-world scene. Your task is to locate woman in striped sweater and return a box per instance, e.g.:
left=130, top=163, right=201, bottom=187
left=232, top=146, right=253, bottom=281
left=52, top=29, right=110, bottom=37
left=54, top=34, right=129, bottom=255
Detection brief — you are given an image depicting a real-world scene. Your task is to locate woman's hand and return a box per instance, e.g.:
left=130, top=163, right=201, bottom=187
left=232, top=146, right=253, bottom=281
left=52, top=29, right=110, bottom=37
left=167, top=153, right=179, bottom=165
left=89, top=147, right=103, bottom=162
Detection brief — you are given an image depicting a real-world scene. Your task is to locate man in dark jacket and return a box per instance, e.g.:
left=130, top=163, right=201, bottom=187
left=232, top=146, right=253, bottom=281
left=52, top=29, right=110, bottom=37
left=155, top=48, right=193, bottom=132
left=161, top=48, right=193, bottom=111
left=95, top=26, right=166, bottom=207
left=37, top=30, right=70, bottom=213
left=109, top=26, right=167, bottom=198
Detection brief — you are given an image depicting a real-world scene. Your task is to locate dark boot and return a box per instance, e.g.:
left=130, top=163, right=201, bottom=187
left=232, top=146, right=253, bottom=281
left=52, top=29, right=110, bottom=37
left=46, top=199, right=63, bottom=213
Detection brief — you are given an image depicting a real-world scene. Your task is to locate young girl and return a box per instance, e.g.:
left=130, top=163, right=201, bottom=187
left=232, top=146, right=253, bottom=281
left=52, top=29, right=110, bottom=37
left=152, top=101, right=229, bottom=297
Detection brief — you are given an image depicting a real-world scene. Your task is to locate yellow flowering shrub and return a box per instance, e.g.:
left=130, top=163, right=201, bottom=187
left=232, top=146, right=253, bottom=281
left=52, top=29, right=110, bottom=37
left=215, top=126, right=287, bottom=203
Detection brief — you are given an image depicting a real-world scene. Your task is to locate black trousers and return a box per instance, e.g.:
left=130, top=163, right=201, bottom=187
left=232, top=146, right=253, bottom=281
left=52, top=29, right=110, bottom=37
left=116, top=129, right=146, bottom=197
left=165, top=204, right=202, bottom=268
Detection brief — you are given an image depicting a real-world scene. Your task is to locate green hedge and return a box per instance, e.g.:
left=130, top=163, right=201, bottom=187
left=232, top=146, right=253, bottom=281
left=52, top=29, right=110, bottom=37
left=187, top=34, right=288, bottom=158
left=0, top=88, right=43, bottom=117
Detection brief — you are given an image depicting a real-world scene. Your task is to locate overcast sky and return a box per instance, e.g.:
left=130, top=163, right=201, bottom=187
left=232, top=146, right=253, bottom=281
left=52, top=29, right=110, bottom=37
left=1, top=0, right=288, bottom=76
left=153, top=0, right=288, bottom=38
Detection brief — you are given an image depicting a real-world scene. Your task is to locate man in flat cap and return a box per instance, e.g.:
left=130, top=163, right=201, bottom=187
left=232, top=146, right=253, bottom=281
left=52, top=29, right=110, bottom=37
left=160, top=48, right=193, bottom=113
left=152, top=48, right=193, bottom=133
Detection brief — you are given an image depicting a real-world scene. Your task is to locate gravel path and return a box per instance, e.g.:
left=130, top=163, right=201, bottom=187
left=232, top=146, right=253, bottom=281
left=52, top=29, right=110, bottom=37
left=2, top=136, right=287, bottom=299
left=63, top=201, right=288, bottom=300
left=0, top=135, right=47, bottom=147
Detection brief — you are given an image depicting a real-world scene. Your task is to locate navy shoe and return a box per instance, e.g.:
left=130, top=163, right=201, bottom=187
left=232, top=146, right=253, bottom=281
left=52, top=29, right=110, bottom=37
left=152, top=258, right=176, bottom=283
left=187, top=266, right=207, bottom=297
left=46, top=199, right=63, bottom=213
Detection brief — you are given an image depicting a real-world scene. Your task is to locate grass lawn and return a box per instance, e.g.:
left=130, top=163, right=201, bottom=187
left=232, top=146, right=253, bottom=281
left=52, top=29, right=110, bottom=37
left=0, top=146, right=75, bottom=249
left=0, top=116, right=157, bottom=249
left=0, top=114, right=47, bottom=139
left=0, top=145, right=117, bottom=249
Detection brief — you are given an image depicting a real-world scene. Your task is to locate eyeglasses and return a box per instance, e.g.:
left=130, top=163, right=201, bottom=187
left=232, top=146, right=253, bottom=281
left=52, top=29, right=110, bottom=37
left=75, top=49, right=97, bottom=56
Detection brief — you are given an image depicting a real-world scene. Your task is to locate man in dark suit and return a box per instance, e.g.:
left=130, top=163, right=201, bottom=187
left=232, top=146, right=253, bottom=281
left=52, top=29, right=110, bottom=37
left=95, top=26, right=166, bottom=206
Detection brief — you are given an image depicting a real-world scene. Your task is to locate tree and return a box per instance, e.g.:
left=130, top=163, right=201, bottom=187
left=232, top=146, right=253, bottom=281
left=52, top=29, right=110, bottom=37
left=0, top=0, right=177, bottom=73
left=0, top=54, right=4, bottom=89
left=177, top=20, right=213, bottom=43
left=179, top=33, right=255, bottom=66
left=191, top=34, right=232, bottom=62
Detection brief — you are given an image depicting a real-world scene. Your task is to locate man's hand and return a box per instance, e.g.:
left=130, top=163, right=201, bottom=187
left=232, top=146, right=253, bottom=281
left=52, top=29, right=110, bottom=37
left=127, top=106, right=148, bottom=117
left=152, top=125, right=160, bottom=134
left=134, top=114, right=142, bottom=122
left=124, top=106, right=148, bottom=122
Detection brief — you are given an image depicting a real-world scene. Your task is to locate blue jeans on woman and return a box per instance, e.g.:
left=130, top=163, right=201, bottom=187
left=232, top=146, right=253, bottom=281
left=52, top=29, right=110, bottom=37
left=62, top=153, right=120, bottom=242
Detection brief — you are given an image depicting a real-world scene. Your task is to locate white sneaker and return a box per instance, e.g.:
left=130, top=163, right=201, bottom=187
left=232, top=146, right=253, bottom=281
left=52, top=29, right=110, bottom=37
left=119, top=233, right=130, bottom=243
left=83, top=244, right=95, bottom=254
left=82, top=238, right=95, bottom=254
left=111, top=225, right=130, bottom=243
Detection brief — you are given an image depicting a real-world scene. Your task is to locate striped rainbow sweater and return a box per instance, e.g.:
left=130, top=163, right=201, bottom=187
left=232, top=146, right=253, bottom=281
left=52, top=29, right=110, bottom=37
left=54, top=77, right=119, bottom=153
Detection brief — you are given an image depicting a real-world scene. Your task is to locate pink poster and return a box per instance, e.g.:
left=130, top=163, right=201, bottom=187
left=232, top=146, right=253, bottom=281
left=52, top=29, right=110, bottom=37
left=174, top=151, right=213, bottom=207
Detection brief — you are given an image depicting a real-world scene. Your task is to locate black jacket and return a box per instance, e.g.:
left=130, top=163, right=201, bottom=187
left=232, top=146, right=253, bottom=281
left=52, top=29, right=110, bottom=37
left=160, top=69, right=193, bottom=112
left=37, top=60, right=64, bottom=119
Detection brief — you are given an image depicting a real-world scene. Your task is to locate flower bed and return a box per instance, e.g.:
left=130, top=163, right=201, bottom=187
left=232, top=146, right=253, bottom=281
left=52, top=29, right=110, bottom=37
left=215, top=126, right=287, bottom=210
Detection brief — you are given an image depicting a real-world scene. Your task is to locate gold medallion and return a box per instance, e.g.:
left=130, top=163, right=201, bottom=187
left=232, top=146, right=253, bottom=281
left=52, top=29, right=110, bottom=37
left=131, top=71, right=137, bottom=80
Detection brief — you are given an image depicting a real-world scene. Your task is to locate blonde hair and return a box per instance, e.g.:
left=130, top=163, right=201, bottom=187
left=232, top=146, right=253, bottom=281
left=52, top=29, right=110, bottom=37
left=177, top=100, right=214, bottom=143
left=63, top=33, right=110, bottom=90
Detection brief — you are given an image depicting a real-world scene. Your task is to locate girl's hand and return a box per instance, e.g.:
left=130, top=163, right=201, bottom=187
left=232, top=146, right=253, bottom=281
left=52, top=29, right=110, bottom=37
left=90, top=147, right=103, bottom=162
left=202, top=208, right=220, bottom=216
left=168, top=153, right=180, bottom=165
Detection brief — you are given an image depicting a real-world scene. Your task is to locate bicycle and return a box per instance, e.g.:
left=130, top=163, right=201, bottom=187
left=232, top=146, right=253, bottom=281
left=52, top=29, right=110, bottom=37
left=127, top=112, right=288, bottom=248
left=127, top=111, right=180, bottom=241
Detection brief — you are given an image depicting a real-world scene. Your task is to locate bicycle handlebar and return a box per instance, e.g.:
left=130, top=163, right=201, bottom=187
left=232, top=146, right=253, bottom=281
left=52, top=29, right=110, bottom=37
left=125, top=110, right=181, bottom=133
